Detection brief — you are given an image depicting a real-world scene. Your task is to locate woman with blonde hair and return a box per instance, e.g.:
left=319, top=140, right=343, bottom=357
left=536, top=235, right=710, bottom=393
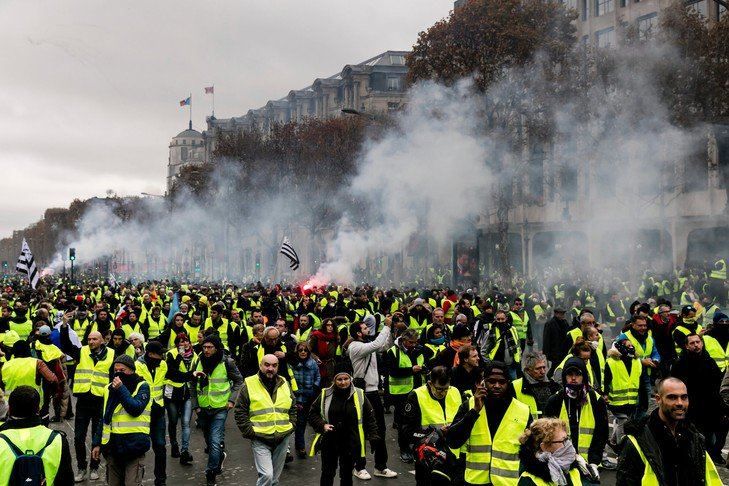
left=518, top=417, right=593, bottom=486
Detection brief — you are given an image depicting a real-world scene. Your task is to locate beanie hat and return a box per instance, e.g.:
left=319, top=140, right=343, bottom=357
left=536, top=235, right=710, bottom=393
left=452, top=324, right=471, bottom=340
left=561, top=357, right=589, bottom=386
left=113, top=353, right=136, bottom=371
left=713, top=311, right=728, bottom=325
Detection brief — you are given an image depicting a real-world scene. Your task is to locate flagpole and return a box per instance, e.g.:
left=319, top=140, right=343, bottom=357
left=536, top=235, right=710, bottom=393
left=212, top=85, right=215, bottom=117
left=189, top=93, right=192, bottom=129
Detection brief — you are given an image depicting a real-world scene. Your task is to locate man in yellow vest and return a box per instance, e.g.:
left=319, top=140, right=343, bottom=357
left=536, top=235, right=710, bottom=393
left=604, top=338, right=641, bottom=451
left=135, top=341, right=168, bottom=486
left=71, top=330, right=114, bottom=482
left=510, top=297, right=531, bottom=350
left=446, top=361, right=532, bottom=485
left=0, top=385, right=74, bottom=484
left=544, top=357, right=609, bottom=472
left=401, top=366, right=462, bottom=486
left=234, top=353, right=296, bottom=486
left=191, top=335, right=243, bottom=486
left=90, top=354, right=151, bottom=486
left=617, top=377, right=722, bottom=485
left=512, top=351, right=560, bottom=420
left=615, top=315, right=660, bottom=419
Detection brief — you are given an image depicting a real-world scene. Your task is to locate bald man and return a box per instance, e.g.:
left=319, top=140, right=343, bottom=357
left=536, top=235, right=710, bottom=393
left=618, top=377, right=722, bottom=485
left=235, top=354, right=296, bottom=486
left=71, top=329, right=115, bottom=482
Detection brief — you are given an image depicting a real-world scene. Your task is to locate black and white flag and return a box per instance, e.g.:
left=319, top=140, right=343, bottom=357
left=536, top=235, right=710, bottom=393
left=280, top=237, right=300, bottom=271
left=16, top=238, right=39, bottom=289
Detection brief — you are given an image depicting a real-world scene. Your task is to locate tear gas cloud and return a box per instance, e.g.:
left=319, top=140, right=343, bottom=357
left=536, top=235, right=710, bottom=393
left=59, top=37, right=717, bottom=285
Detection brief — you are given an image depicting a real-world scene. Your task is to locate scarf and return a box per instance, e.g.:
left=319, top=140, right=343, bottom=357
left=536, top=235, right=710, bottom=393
left=565, top=384, right=588, bottom=406
left=536, top=441, right=576, bottom=485
left=450, top=339, right=469, bottom=366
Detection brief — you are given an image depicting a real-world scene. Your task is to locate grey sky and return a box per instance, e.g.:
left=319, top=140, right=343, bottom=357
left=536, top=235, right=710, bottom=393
left=0, top=0, right=452, bottom=237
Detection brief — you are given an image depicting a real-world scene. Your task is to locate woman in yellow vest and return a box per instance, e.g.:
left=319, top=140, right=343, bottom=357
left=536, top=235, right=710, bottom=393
left=91, top=354, right=151, bottom=486
left=164, top=332, right=197, bottom=465
left=517, top=418, right=589, bottom=486
left=308, top=370, right=378, bottom=486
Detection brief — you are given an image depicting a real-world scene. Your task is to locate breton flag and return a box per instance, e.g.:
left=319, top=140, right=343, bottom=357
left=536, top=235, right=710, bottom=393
left=204, top=86, right=214, bottom=94
left=280, top=237, right=300, bottom=271
left=179, top=96, right=191, bottom=106
left=16, top=238, right=39, bottom=289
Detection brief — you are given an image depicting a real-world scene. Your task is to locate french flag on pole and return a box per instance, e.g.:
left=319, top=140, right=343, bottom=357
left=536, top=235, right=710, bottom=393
left=179, top=96, right=191, bottom=106
left=204, top=86, right=214, bottom=94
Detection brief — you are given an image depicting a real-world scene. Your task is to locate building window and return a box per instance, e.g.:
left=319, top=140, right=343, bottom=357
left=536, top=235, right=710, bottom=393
left=387, top=77, right=402, bottom=91
left=581, top=0, right=588, bottom=20
left=387, top=102, right=400, bottom=111
left=687, top=0, right=708, bottom=17
left=389, top=55, right=406, bottom=65
left=637, top=13, right=658, bottom=41
left=596, top=0, right=614, bottom=16
left=182, top=139, right=187, bottom=145
left=596, top=27, right=615, bottom=48
left=180, top=147, right=188, bottom=162
left=619, top=0, right=626, bottom=6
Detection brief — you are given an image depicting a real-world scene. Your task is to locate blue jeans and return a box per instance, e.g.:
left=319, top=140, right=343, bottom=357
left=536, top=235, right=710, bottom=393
left=150, top=405, right=167, bottom=485
left=198, top=408, right=227, bottom=474
left=166, top=399, right=192, bottom=452
left=294, top=399, right=312, bottom=451
left=251, top=438, right=288, bottom=486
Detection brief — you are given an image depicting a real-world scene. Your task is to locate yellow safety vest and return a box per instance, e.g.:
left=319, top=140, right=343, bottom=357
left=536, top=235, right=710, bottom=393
left=554, top=354, right=596, bottom=387
left=9, top=319, right=33, bottom=341
left=558, top=393, right=596, bottom=460
left=101, top=381, right=151, bottom=444
left=203, top=318, right=237, bottom=350
left=414, top=385, right=462, bottom=457
left=488, top=326, right=522, bottom=363
left=703, top=335, right=729, bottom=372
left=309, top=387, right=366, bottom=457
left=245, top=374, right=293, bottom=439
left=509, top=311, right=529, bottom=340
left=464, top=397, right=530, bottom=485
left=295, top=327, right=312, bottom=343
left=184, top=323, right=204, bottom=344
left=136, top=360, right=168, bottom=407
left=387, top=345, right=424, bottom=395
left=33, top=342, right=64, bottom=362
left=512, top=378, right=541, bottom=420
left=256, top=345, right=298, bottom=392
left=73, top=318, right=91, bottom=336
left=519, top=469, right=582, bottom=486
left=424, top=343, right=445, bottom=363
left=147, top=314, right=166, bottom=340
left=195, top=360, right=231, bottom=409
left=674, top=324, right=703, bottom=355
left=2, top=357, right=43, bottom=402
left=0, top=425, right=63, bottom=486
left=626, top=435, right=722, bottom=485
left=165, top=348, right=198, bottom=388
left=606, top=357, right=641, bottom=406
left=408, top=315, right=428, bottom=332
left=625, top=330, right=654, bottom=359
left=73, top=346, right=114, bottom=396
left=710, top=259, right=726, bottom=280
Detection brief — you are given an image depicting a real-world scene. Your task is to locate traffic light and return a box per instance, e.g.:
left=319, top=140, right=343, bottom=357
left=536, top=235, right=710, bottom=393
left=69, top=248, right=76, bottom=261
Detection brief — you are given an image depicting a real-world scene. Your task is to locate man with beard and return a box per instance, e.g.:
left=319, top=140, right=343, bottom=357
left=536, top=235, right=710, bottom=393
left=204, top=303, right=241, bottom=356
left=618, top=377, right=722, bottom=485
left=192, top=335, right=243, bottom=486
left=84, top=308, right=113, bottom=344
left=544, top=357, right=608, bottom=472
left=254, top=327, right=297, bottom=391
left=669, top=334, right=723, bottom=464
left=447, top=361, right=531, bottom=485
left=235, top=354, right=296, bottom=486
left=71, top=331, right=114, bottom=482
left=136, top=341, right=168, bottom=486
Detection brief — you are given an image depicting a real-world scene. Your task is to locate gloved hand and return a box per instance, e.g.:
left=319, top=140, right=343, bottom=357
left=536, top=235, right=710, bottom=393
left=575, top=455, right=600, bottom=482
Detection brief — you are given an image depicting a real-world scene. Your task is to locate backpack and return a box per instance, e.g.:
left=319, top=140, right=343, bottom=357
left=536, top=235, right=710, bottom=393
left=0, top=430, right=59, bottom=486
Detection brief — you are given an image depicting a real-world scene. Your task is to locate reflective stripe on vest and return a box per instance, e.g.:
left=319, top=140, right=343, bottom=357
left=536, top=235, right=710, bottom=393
left=309, top=387, right=365, bottom=458
left=0, top=425, right=63, bottom=486
left=101, top=381, right=151, bottom=444
left=606, top=357, right=641, bottom=406
left=73, top=346, right=114, bottom=396
left=136, top=360, right=168, bottom=407
left=464, top=397, right=530, bottom=485
left=245, top=375, right=293, bottom=439
left=509, top=311, right=529, bottom=340
left=512, top=378, right=540, bottom=420
left=559, top=394, right=596, bottom=460
left=519, top=469, right=582, bottom=486
left=414, top=385, right=461, bottom=457
left=195, top=361, right=231, bottom=408
left=387, top=346, right=424, bottom=395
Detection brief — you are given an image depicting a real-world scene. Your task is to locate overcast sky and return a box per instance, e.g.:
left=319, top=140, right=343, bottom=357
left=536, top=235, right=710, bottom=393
left=0, top=0, right=452, bottom=238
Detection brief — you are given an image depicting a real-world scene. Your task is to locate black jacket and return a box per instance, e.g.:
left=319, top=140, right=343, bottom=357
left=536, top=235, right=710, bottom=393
left=542, top=315, right=570, bottom=366
left=617, top=410, right=711, bottom=486
left=670, top=350, right=723, bottom=433
left=544, top=389, right=608, bottom=465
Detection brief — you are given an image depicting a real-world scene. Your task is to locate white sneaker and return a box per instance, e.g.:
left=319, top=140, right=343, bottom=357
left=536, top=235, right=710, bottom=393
left=374, top=468, right=398, bottom=478
left=89, top=468, right=100, bottom=480
left=353, top=468, right=372, bottom=480
left=74, top=469, right=87, bottom=482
